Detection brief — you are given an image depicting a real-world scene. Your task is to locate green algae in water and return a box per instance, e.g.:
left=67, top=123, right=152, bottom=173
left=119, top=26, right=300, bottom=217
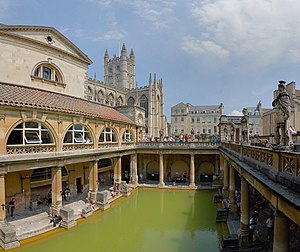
left=11, top=189, right=223, bottom=252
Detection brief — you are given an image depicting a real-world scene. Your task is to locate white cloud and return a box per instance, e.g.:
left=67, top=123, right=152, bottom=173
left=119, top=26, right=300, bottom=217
left=186, top=0, right=300, bottom=68
left=181, top=37, right=229, bottom=60
left=87, top=0, right=177, bottom=31
left=228, top=110, right=243, bottom=116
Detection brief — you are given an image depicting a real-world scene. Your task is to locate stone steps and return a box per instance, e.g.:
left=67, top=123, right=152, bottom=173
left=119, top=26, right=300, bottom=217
left=9, top=212, right=56, bottom=240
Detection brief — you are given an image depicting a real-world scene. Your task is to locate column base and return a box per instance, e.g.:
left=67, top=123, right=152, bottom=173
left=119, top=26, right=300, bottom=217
left=189, top=183, right=196, bottom=188
left=159, top=182, right=165, bottom=187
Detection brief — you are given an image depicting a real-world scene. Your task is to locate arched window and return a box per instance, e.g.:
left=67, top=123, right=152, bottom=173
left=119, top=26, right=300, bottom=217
left=123, top=130, right=133, bottom=142
left=63, top=124, right=92, bottom=144
left=7, top=121, right=54, bottom=145
left=140, top=95, right=148, bottom=117
left=97, top=90, right=105, bottom=103
left=108, top=93, right=114, bottom=106
left=87, top=86, right=93, bottom=101
left=116, top=96, right=123, bottom=106
left=99, top=128, right=117, bottom=143
left=127, top=97, right=135, bottom=106
left=32, top=63, right=63, bottom=84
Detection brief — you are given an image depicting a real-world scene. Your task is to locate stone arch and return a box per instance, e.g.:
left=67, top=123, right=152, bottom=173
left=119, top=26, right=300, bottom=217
left=108, top=93, right=115, bottom=106
left=6, top=119, right=57, bottom=147
left=170, top=160, right=189, bottom=178
left=146, top=160, right=159, bottom=180
left=97, top=89, right=105, bottom=103
left=139, top=95, right=148, bottom=117
left=87, top=86, right=93, bottom=101
left=198, top=161, right=215, bottom=183
left=127, top=96, right=135, bottom=106
left=62, top=123, right=95, bottom=144
left=116, top=95, right=124, bottom=106
left=198, top=161, right=214, bottom=174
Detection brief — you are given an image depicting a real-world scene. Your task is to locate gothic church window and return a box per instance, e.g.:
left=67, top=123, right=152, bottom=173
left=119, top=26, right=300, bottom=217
left=7, top=121, right=54, bottom=145
left=127, top=97, right=135, bottom=106
left=140, top=95, right=148, bottom=118
left=116, top=96, right=123, bottom=106
left=63, top=124, right=92, bottom=144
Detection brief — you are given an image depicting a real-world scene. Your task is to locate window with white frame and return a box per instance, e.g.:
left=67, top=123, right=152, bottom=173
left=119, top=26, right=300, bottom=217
left=7, top=121, right=53, bottom=145
left=123, top=130, right=133, bottom=142
left=33, top=63, right=63, bottom=83
left=63, top=124, right=92, bottom=144
left=99, top=128, right=117, bottom=142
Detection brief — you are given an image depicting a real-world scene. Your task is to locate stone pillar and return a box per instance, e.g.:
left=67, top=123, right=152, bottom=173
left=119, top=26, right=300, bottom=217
left=240, top=177, right=250, bottom=247
left=130, top=154, right=138, bottom=185
left=189, top=154, right=195, bottom=187
left=51, top=167, right=62, bottom=215
left=21, top=172, right=31, bottom=209
left=88, top=161, right=98, bottom=203
left=159, top=154, right=165, bottom=186
left=223, top=159, right=229, bottom=197
left=273, top=211, right=289, bottom=252
left=114, top=157, right=122, bottom=184
left=229, top=165, right=235, bottom=204
left=0, top=174, right=6, bottom=222
left=240, top=177, right=249, bottom=230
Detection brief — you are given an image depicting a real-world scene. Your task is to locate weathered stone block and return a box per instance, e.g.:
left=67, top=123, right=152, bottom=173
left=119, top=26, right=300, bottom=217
left=120, top=181, right=130, bottom=196
left=0, top=225, right=20, bottom=250
left=60, top=207, right=76, bottom=229
left=97, top=190, right=110, bottom=210
left=88, top=191, right=97, bottom=204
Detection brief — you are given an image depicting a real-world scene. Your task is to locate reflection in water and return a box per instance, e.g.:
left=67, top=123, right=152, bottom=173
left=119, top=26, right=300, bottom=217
left=13, top=189, right=223, bottom=252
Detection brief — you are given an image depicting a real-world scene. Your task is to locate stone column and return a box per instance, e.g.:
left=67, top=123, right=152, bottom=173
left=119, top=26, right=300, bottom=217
left=89, top=161, right=98, bottom=192
left=240, top=177, right=249, bottom=231
left=114, top=157, right=122, bottom=184
left=88, top=161, right=98, bottom=203
left=273, top=211, right=289, bottom=252
left=189, top=154, right=195, bottom=187
left=51, top=167, right=62, bottom=215
left=223, top=159, right=229, bottom=197
left=20, top=172, right=31, bottom=209
left=130, top=154, right=138, bottom=185
left=0, top=174, right=6, bottom=222
left=159, top=154, right=165, bottom=186
left=229, top=165, right=235, bottom=204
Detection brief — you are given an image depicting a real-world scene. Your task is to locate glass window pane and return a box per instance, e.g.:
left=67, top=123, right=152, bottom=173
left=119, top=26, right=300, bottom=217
left=43, top=67, right=51, bottom=80
left=63, top=131, right=73, bottom=143
left=74, top=132, right=84, bottom=143
left=99, top=133, right=104, bottom=142
left=25, top=131, right=41, bottom=144
left=41, top=131, right=53, bottom=144
left=7, top=130, right=23, bottom=145
left=25, top=121, right=38, bottom=128
left=74, top=124, right=83, bottom=131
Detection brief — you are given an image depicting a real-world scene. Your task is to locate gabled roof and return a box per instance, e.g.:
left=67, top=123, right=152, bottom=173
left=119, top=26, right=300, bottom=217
left=0, top=82, right=134, bottom=125
left=0, top=24, right=92, bottom=64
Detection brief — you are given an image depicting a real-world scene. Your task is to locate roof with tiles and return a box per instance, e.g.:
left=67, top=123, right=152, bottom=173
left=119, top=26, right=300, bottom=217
left=0, top=82, right=134, bottom=124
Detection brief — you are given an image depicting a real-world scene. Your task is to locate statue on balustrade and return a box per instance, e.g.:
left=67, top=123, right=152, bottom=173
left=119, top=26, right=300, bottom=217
left=241, top=108, right=249, bottom=144
left=272, top=81, right=291, bottom=146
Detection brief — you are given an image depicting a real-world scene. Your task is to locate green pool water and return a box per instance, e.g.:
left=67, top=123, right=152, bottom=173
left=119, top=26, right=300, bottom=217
left=12, top=189, right=225, bottom=252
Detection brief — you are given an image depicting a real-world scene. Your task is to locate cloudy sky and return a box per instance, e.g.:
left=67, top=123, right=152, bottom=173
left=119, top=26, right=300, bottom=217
left=1, top=0, right=300, bottom=118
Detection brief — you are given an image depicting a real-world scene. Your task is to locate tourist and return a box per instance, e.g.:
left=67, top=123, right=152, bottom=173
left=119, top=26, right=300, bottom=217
left=266, top=215, right=274, bottom=240
left=49, top=214, right=62, bottom=227
left=8, top=198, right=15, bottom=218
left=184, top=134, right=189, bottom=142
left=249, top=215, right=257, bottom=244
left=47, top=189, right=52, bottom=207
left=36, top=194, right=42, bottom=206
left=289, top=125, right=297, bottom=145
left=139, top=172, right=143, bottom=183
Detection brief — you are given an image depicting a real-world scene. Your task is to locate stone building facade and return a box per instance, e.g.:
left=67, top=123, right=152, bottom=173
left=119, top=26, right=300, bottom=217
left=86, top=44, right=167, bottom=138
left=170, top=102, right=224, bottom=139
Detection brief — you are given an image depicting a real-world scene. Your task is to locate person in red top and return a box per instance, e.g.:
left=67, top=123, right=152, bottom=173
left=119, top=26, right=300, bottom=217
left=184, top=134, right=189, bottom=142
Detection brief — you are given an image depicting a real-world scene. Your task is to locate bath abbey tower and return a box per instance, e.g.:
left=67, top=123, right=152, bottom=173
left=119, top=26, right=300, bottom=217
left=86, top=43, right=167, bottom=138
